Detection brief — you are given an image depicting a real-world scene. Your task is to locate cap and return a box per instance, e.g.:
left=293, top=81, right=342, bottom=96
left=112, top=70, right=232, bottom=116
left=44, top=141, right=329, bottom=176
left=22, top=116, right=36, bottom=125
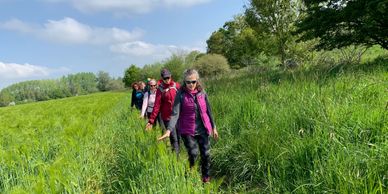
left=161, top=69, right=171, bottom=78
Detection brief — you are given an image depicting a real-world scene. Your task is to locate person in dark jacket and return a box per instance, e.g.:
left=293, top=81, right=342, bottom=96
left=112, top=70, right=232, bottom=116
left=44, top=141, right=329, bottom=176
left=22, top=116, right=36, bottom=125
left=158, top=69, right=218, bottom=183
left=146, top=69, right=181, bottom=155
left=131, top=82, right=144, bottom=110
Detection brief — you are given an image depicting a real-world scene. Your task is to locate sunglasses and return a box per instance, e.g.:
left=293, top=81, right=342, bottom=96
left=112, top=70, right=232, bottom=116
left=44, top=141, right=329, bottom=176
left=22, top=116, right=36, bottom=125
left=185, top=80, right=197, bottom=84
left=150, top=85, right=157, bottom=87
left=163, top=77, right=170, bottom=80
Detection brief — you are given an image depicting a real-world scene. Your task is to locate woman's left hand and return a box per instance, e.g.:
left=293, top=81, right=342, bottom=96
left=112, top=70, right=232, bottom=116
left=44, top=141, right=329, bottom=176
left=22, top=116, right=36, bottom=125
left=213, top=128, right=219, bottom=140
left=158, top=130, right=171, bottom=141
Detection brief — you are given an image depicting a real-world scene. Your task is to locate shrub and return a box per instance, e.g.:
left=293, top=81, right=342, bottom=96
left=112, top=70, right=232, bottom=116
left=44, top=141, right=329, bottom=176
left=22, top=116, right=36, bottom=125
left=193, top=54, right=230, bottom=77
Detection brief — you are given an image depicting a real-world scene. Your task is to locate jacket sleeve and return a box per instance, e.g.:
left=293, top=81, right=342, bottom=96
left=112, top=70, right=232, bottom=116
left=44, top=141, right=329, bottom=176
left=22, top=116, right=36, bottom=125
left=148, top=89, right=162, bottom=124
left=167, top=90, right=182, bottom=132
left=205, top=94, right=216, bottom=129
left=141, top=92, right=148, bottom=117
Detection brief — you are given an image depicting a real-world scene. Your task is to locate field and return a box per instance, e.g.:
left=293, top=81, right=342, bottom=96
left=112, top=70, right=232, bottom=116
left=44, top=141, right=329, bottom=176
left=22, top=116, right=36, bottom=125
left=0, top=59, right=387, bottom=193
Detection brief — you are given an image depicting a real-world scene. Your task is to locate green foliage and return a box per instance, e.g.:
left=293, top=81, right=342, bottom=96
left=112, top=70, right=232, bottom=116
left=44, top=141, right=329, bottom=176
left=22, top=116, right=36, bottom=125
left=193, top=54, right=231, bottom=78
left=0, top=92, right=127, bottom=193
left=296, top=0, right=388, bottom=50
left=245, top=0, right=304, bottom=65
left=139, top=62, right=164, bottom=81
left=97, top=71, right=111, bottom=91
left=206, top=55, right=388, bottom=192
left=123, top=64, right=141, bottom=87
left=0, top=90, right=12, bottom=107
left=106, top=78, right=125, bottom=91
left=207, top=15, right=264, bottom=68
left=0, top=92, right=222, bottom=193
left=163, top=53, right=187, bottom=81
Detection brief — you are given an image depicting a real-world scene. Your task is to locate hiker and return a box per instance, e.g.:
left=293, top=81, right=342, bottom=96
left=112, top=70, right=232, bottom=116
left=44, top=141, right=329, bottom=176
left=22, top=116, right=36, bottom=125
left=146, top=69, right=181, bottom=155
left=140, top=79, right=157, bottom=119
left=158, top=69, right=218, bottom=183
left=139, top=81, right=146, bottom=92
left=131, top=82, right=144, bottom=110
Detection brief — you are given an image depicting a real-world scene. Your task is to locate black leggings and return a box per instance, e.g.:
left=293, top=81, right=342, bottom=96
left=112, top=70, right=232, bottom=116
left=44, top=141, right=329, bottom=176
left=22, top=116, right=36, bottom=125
left=181, top=133, right=210, bottom=178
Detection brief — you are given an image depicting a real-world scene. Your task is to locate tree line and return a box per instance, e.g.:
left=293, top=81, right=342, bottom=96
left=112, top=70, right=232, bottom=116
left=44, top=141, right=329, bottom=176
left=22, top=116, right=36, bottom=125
left=1, top=0, right=386, bottom=106
left=207, top=0, right=387, bottom=68
left=0, top=71, right=124, bottom=107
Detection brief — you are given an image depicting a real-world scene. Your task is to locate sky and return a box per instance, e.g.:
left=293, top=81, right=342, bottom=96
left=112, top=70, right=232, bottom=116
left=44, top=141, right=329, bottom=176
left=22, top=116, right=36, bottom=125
left=0, top=0, right=247, bottom=89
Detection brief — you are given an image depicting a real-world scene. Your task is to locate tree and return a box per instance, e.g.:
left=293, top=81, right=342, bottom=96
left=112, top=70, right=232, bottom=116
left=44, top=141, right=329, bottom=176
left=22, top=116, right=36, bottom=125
left=193, top=54, right=231, bottom=77
left=0, top=90, right=13, bottom=107
left=245, top=0, right=303, bottom=66
left=123, top=65, right=141, bottom=88
left=163, top=53, right=186, bottom=81
left=107, top=78, right=125, bottom=91
left=296, top=0, right=388, bottom=50
left=97, top=71, right=111, bottom=91
left=207, top=15, right=265, bottom=68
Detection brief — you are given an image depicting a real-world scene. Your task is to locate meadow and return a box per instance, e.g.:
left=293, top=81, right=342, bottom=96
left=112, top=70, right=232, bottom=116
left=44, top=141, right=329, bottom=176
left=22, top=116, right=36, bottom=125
left=0, top=56, right=387, bottom=193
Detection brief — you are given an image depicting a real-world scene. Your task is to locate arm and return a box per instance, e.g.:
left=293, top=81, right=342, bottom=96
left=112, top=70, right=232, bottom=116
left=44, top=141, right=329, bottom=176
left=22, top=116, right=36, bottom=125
left=158, top=90, right=182, bottom=141
left=166, top=90, right=182, bottom=132
left=205, top=94, right=216, bottom=129
left=140, top=92, right=149, bottom=117
left=148, top=89, right=162, bottom=124
left=205, top=94, right=218, bottom=140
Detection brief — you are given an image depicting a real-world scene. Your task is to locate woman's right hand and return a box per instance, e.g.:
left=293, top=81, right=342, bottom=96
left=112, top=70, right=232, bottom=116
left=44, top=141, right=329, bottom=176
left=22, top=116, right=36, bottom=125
left=145, top=122, right=153, bottom=131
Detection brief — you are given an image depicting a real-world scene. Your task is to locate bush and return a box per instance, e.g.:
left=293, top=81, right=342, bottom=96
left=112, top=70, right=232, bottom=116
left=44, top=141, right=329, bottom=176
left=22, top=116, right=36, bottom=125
left=193, top=54, right=230, bottom=77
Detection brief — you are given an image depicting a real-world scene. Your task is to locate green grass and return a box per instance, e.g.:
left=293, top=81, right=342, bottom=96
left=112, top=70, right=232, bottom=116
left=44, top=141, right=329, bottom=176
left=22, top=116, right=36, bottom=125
left=0, top=91, right=221, bottom=193
left=207, top=57, right=388, bottom=193
left=0, top=56, right=387, bottom=193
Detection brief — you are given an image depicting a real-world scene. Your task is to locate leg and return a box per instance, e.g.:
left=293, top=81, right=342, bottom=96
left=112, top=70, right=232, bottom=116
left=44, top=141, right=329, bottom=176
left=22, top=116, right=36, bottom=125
left=181, top=135, right=198, bottom=168
left=158, top=113, right=166, bottom=131
left=196, top=133, right=210, bottom=179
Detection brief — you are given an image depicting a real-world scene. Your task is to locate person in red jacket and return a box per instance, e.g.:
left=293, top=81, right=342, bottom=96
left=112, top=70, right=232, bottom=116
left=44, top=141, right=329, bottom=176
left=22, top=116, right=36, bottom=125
left=146, top=68, right=181, bottom=155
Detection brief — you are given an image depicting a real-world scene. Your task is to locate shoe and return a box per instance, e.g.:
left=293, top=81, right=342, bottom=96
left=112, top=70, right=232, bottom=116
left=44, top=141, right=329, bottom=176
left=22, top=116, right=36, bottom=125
left=202, top=176, right=210, bottom=183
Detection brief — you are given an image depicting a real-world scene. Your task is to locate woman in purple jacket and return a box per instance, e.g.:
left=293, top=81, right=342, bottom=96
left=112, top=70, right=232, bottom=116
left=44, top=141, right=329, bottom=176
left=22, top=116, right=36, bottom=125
left=158, top=69, right=218, bottom=183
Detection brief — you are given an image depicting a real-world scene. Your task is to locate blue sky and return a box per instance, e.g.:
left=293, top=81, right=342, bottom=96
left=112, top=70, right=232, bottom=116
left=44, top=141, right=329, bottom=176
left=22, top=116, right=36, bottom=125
left=0, top=0, right=247, bottom=89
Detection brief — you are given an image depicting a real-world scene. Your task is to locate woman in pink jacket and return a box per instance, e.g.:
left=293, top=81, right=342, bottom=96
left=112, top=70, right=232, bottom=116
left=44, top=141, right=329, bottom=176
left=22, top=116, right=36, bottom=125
left=158, top=69, right=218, bottom=183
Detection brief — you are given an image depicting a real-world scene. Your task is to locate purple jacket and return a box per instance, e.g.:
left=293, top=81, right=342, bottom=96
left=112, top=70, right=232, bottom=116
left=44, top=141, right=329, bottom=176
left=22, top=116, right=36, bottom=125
left=167, top=88, right=216, bottom=136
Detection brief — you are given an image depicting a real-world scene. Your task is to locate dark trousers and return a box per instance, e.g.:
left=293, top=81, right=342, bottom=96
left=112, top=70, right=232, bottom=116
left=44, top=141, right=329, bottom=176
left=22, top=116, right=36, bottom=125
left=181, top=133, right=210, bottom=178
left=163, top=120, right=180, bottom=156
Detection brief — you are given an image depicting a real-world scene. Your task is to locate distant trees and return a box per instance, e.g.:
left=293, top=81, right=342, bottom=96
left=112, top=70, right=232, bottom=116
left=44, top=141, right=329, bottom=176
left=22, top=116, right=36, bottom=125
left=0, top=71, right=123, bottom=107
left=296, top=0, right=388, bottom=50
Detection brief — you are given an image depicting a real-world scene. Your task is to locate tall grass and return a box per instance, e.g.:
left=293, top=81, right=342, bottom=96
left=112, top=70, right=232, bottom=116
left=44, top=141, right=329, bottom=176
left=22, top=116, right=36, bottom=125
left=0, top=92, right=126, bottom=193
left=207, top=57, right=388, bottom=192
left=0, top=56, right=387, bottom=193
left=0, top=91, right=222, bottom=193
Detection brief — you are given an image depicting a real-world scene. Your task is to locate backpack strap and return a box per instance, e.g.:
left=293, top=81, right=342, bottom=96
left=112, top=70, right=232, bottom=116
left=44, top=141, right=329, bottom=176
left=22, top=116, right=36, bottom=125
left=159, top=82, right=178, bottom=93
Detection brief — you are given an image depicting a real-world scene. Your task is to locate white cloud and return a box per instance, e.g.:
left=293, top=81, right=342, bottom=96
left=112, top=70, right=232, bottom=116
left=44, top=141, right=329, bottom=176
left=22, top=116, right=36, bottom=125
left=0, top=62, right=71, bottom=89
left=0, top=62, right=68, bottom=79
left=1, top=18, right=35, bottom=33
left=110, top=41, right=203, bottom=60
left=41, top=0, right=212, bottom=14
left=0, top=17, right=144, bottom=45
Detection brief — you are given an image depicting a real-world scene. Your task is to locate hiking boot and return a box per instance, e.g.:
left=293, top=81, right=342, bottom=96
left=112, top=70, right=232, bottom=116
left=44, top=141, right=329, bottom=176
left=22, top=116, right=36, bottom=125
left=202, top=176, right=210, bottom=183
